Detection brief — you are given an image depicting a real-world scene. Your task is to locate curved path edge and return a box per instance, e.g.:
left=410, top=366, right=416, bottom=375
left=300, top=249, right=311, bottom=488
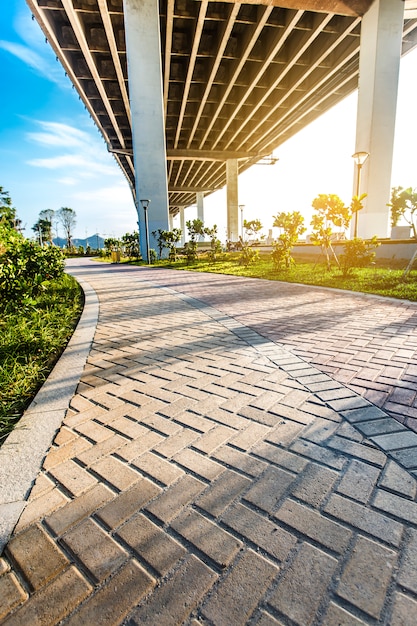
left=0, top=275, right=99, bottom=553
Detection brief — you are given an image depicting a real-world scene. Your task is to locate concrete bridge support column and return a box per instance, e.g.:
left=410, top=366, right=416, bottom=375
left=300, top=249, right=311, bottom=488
left=354, top=0, right=404, bottom=239
left=123, top=0, right=170, bottom=260
left=226, top=159, right=239, bottom=242
left=179, top=206, right=186, bottom=245
left=196, top=192, right=205, bottom=240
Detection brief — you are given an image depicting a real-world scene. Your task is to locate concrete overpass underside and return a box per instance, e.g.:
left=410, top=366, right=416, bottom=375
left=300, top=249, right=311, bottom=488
left=27, top=0, right=417, bottom=233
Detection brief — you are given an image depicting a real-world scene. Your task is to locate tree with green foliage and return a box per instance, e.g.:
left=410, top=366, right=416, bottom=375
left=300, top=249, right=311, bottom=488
left=350, top=193, right=367, bottom=239
left=0, top=187, right=18, bottom=230
left=163, top=229, right=182, bottom=261
left=310, top=194, right=350, bottom=270
left=122, top=231, right=141, bottom=259
left=104, top=237, right=121, bottom=257
left=272, top=211, right=306, bottom=269
left=57, top=207, right=77, bottom=249
left=204, top=225, right=222, bottom=263
left=388, top=186, right=417, bottom=276
left=32, top=216, right=53, bottom=246
left=243, top=219, right=263, bottom=241
left=185, top=219, right=205, bottom=263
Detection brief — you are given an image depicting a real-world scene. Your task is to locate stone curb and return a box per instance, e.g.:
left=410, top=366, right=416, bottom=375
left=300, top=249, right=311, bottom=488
left=0, top=275, right=98, bottom=554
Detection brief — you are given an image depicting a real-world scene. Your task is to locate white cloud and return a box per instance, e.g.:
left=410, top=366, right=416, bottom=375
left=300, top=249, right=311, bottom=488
left=27, top=121, right=91, bottom=148
left=58, top=177, right=78, bottom=186
left=0, top=40, right=65, bottom=86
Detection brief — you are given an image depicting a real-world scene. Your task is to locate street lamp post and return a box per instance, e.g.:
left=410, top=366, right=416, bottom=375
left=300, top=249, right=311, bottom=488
left=140, top=199, right=151, bottom=264
left=239, top=204, right=245, bottom=240
left=352, top=151, right=369, bottom=238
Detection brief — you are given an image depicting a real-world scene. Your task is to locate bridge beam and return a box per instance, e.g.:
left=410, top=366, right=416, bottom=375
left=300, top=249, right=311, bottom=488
left=354, top=0, right=404, bottom=239
left=123, top=0, right=170, bottom=260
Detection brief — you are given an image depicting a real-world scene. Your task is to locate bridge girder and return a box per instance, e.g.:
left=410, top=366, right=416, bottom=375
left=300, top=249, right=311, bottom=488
left=27, top=0, right=417, bottom=212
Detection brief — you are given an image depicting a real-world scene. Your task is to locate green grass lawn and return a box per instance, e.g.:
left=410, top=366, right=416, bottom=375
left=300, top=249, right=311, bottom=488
left=127, top=252, right=417, bottom=302
left=0, top=273, right=83, bottom=444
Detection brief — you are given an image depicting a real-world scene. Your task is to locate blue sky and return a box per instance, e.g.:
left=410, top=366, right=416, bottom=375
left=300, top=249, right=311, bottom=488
left=1, top=0, right=416, bottom=241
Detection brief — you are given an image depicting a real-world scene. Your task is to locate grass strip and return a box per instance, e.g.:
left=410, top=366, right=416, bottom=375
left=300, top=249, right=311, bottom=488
left=0, top=273, right=83, bottom=445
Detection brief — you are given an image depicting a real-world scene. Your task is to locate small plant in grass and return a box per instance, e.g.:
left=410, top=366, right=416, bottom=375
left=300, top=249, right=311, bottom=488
left=310, top=194, right=351, bottom=270
left=205, top=225, right=222, bottom=263
left=122, top=231, right=141, bottom=260
left=185, top=219, right=205, bottom=264
left=340, top=236, right=380, bottom=277
left=388, top=186, right=417, bottom=276
left=272, top=211, right=306, bottom=269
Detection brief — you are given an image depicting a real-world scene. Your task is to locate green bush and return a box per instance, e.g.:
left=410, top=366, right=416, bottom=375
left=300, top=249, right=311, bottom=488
left=0, top=227, right=65, bottom=310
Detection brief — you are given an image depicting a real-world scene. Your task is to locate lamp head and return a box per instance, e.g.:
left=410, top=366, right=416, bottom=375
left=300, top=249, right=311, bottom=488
left=140, top=199, right=150, bottom=210
left=352, top=151, right=369, bottom=167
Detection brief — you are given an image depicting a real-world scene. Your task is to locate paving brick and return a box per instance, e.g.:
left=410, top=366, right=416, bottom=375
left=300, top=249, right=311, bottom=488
left=140, top=412, right=183, bottom=436
left=128, top=555, right=217, bottom=626
left=275, top=498, right=351, bottom=553
left=336, top=459, right=380, bottom=503
left=222, top=502, right=297, bottom=562
left=0, top=572, right=28, bottom=620
left=146, top=475, right=206, bottom=523
left=75, top=434, right=126, bottom=466
left=62, top=517, right=127, bottom=582
left=326, top=436, right=387, bottom=467
left=256, top=611, right=284, bottom=626
left=1, top=566, right=92, bottom=626
left=252, top=443, right=308, bottom=474
left=116, top=513, right=186, bottom=575
left=230, top=422, right=271, bottom=451
left=64, top=560, right=154, bottom=626
left=290, top=462, right=338, bottom=507
left=171, top=508, right=241, bottom=568
left=341, top=405, right=387, bottom=423
left=390, top=447, right=417, bottom=470
left=268, top=542, right=337, bottom=626
left=107, top=416, right=149, bottom=439
left=6, top=524, right=69, bottom=591
left=390, top=592, right=417, bottom=626
left=15, top=487, right=69, bottom=532
left=323, top=602, right=366, bottom=625
left=192, top=424, right=235, bottom=454
left=46, top=483, right=114, bottom=536
left=174, top=448, right=225, bottom=481
left=265, top=421, right=305, bottom=446
left=116, top=430, right=165, bottom=462
left=397, top=529, right=417, bottom=594
left=244, top=466, right=295, bottom=514
left=324, top=493, right=403, bottom=547
left=96, top=479, right=161, bottom=529
left=90, top=456, right=141, bottom=491
left=379, top=460, right=417, bottom=498
left=131, top=451, right=184, bottom=486
left=202, top=550, right=278, bottom=626
left=48, top=459, right=98, bottom=497
left=212, top=445, right=268, bottom=477
left=154, top=428, right=200, bottom=458
left=336, top=535, right=396, bottom=619
left=356, top=417, right=405, bottom=437
left=373, top=489, right=417, bottom=524
left=43, top=437, right=93, bottom=471
left=289, top=439, right=346, bottom=470
left=197, top=470, right=251, bottom=517
left=73, top=420, right=114, bottom=443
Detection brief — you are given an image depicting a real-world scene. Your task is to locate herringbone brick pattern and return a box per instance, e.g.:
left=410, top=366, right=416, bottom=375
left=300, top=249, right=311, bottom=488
left=137, top=268, right=417, bottom=433
left=1, top=261, right=417, bottom=625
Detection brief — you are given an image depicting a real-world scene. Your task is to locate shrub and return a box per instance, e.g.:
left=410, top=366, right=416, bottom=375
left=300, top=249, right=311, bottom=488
left=340, top=236, right=380, bottom=277
left=0, top=228, right=64, bottom=310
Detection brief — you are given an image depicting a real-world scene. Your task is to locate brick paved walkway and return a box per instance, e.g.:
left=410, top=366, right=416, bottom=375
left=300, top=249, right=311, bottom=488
left=1, top=258, right=417, bottom=625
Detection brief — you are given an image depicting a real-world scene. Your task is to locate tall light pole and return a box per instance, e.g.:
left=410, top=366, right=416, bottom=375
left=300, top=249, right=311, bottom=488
left=239, top=204, right=245, bottom=240
left=140, top=199, right=151, bottom=264
left=352, top=151, right=369, bottom=238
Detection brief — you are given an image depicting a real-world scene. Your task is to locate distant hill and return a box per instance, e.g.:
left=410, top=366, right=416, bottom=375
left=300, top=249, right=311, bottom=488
left=53, top=234, right=105, bottom=249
